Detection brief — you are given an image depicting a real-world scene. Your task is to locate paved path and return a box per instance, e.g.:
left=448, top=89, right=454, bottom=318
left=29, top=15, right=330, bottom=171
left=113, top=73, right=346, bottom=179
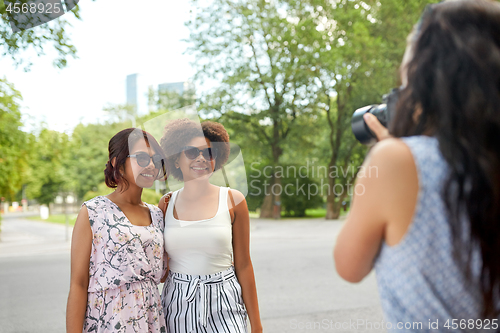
left=0, top=216, right=72, bottom=258
left=251, top=219, right=384, bottom=332
left=0, top=217, right=384, bottom=333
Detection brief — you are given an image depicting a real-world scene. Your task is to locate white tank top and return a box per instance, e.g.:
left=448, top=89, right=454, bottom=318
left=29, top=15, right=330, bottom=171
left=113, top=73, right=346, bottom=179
left=164, top=187, right=233, bottom=275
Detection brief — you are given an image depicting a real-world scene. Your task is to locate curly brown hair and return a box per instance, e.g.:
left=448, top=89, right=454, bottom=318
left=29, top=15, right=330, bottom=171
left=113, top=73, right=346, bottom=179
left=160, top=119, right=230, bottom=181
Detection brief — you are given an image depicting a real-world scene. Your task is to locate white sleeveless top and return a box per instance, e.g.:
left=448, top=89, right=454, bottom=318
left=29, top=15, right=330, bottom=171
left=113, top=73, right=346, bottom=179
left=164, top=187, right=233, bottom=275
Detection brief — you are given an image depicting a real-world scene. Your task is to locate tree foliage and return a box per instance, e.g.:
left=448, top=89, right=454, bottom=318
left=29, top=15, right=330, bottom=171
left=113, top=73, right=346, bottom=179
left=1, top=0, right=444, bottom=218
left=150, top=86, right=196, bottom=112
left=0, top=1, right=82, bottom=69
left=188, top=0, right=325, bottom=218
left=23, top=128, right=73, bottom=205
left=0, top=78, right=27, bottom=200
left=302, top=0, right=440, bottom=218
left=187, top=0, right=440, bottom=219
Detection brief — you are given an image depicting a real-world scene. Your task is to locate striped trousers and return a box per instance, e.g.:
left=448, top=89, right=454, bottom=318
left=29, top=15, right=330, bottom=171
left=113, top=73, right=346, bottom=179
left=161, top=266, right=248, bottom=333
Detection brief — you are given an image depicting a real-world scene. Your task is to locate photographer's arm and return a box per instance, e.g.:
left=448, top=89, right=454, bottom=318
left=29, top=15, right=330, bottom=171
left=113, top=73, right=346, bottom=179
left=334, top=138, right=418, bottom=283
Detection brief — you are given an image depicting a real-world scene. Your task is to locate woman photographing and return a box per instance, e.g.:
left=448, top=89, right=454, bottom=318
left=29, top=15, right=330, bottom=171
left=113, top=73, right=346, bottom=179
left=335, top=0, right=500, bottom=330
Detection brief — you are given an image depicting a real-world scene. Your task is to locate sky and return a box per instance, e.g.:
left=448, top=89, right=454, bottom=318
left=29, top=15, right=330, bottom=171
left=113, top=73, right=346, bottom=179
left=3, top=0, right=195, bottom=133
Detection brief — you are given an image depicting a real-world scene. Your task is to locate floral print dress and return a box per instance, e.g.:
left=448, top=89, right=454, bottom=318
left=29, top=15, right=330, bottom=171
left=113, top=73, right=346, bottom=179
left=83, top=196, right=166, bottom=333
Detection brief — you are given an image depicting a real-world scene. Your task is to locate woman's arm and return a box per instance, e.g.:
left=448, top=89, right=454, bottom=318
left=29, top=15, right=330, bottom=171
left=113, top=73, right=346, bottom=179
left=66, top=205, right=92, bottom=333
left=230, top=189, right=263, bottom=333
left=334, top=138, right=418, bottom=283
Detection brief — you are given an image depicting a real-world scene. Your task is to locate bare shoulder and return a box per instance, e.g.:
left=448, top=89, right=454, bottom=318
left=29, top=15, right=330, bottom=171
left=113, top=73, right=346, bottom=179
left=362, top=138, right=418, bottom=222
left=73, top=204, right=91, bottom=236
left=228, top=188, right=247, bottom=208
left=75, top=204, right=89, bottom=223
left=365, top=138, right=415, bottom=177
left=227, top=188, right=248, bottom=222
left=228, top=188, right=245, bottom=202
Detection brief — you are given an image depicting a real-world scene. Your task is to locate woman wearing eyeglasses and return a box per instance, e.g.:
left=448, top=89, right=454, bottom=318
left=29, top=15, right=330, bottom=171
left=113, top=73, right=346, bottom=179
left=158, top=119, right=262, bottom=333
left=66, top=128, right=168, bottom=333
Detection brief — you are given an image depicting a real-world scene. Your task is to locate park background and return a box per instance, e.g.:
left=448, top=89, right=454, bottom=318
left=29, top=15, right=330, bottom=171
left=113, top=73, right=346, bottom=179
left=1, top=0, right=457, bottom=332
left=0, top=0, right=444, bottom=225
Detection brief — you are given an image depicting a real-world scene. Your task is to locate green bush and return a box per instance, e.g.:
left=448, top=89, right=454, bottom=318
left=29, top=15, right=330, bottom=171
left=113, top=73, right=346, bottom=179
left=247, top=163, right=324, bottom=217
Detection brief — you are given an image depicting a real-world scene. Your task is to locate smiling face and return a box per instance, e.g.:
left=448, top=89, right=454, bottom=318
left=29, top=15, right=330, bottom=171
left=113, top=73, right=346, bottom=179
left=175, top=136, right=216, bottom=183
left=122, top=139, right=160, bottom=189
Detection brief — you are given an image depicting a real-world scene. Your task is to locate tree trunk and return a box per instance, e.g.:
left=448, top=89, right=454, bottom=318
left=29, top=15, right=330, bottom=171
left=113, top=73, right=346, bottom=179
left=259, top=137, right=282, bottom=219
left=259, top=191, right=274, bottom=218
left=325, top=197, right=339, bottom=219
left=325, top=173, right=339, bottom=219
left=259, top=169, right=282, bottom=219
left=272, top=175, right=281, bottom=220
left=326, top=177, right=350, bottom=220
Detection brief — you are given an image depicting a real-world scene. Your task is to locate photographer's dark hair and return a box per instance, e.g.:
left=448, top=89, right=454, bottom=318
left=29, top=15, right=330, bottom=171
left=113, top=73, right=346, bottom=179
left=105, top=128, right=166, bottom=190
left=160, top=119, right=230, bottom=181
left=390, top=0, right=500, bottom=318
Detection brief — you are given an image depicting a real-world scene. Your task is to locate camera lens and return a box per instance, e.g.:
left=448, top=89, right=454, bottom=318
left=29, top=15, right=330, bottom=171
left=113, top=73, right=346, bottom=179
left=351, top=104, right=388, bottom=145
left=351, top=88, right=400, bottom=145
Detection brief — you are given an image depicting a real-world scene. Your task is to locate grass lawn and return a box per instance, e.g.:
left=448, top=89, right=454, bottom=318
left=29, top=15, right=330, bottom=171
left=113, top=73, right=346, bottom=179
left=28, top=214, right=78, bottom=226
left=32, top=208, right=349, bottom=224
left=248, top=211, right=260, bottom=218
left=248, top=207, right=350, bottom=219
left=303, top=208, right=350, bottom=218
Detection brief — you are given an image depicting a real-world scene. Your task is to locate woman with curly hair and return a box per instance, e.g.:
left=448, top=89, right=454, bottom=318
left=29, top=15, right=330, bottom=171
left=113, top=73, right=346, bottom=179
left=158, top=119, right=262, bottom=333
left=67, top=128, right=168, bottom=333
left=335, top=0, right=500, bottom=330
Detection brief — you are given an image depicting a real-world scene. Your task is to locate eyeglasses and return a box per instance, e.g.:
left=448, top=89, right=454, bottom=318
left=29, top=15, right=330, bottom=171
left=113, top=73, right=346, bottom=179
left=182, top=146, right=217, bottom=161
left=128, top=152, right=165, bottom=169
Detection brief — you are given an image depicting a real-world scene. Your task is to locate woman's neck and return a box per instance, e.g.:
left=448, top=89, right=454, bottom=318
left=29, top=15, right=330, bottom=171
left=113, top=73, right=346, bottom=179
left=180, top=180, right=217, bottom=202
left=108, top=184, right=143, bottom=206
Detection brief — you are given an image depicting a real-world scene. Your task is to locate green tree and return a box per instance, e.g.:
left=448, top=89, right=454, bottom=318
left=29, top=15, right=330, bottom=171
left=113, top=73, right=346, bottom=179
left=0, top=1, right=83, bottom=68
left=0, top=78, right=28, bottom=201
left=71, top=120, right=132, bottom=200
left=187, top=0, right=321, bottom=218
left=188, top=0, right=442, bottom=220
left=24, top=128, right=73, bottom=208
left=103, top=104, right=138, bottom=126
left=288, top=0, right=439, bottom=218
left=150, top=86, right=196, bottom=112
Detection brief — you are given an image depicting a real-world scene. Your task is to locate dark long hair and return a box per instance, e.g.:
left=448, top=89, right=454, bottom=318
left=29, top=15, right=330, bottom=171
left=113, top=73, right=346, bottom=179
left=390, top=0, right=500, bottom=318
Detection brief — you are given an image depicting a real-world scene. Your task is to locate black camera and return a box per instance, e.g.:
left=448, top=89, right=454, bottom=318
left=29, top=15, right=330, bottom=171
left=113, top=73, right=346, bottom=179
left=351, top=88, right=400, bottom=145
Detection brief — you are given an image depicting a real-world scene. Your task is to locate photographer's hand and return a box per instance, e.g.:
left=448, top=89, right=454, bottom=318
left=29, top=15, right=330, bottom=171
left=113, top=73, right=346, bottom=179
left=364, top=113, right=392, bottom=141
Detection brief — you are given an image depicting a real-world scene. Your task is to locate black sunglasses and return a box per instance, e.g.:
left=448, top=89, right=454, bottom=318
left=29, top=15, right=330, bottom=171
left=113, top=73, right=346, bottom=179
left=182, top=146, right=217, bottom=161
left=128, top=152, right=165, bottom=169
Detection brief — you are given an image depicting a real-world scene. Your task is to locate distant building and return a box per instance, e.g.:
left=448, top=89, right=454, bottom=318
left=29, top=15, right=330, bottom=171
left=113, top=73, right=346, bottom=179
left=126, top=73, right=152, bottom=116
left=126, top=75, right=194, bottom=115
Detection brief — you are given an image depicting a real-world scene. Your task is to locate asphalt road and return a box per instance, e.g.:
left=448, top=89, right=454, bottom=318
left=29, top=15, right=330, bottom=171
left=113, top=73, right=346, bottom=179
left=0, top=215, right=384, bottom=333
